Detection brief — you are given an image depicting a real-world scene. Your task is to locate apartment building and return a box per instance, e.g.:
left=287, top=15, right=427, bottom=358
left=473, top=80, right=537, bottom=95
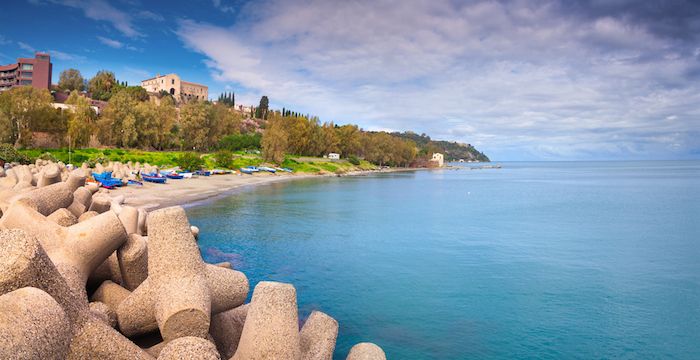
left=0, top=53, right=52, bottom=92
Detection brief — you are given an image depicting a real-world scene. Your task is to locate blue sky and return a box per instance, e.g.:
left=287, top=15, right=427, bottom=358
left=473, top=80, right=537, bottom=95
left=1, top=0, right=699, bottom=161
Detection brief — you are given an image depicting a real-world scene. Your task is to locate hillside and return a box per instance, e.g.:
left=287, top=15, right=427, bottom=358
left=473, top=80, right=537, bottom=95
left=390, top=132, right=490, bottom=162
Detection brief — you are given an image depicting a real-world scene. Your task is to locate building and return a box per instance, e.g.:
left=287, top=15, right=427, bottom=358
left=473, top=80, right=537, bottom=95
left=0, top=53, right=52, bottom=92
left=328, top=153, right=340, bottom=160
left=430, top=153, right=444, bottom=167
left=140, top=73, right=208, bottom=102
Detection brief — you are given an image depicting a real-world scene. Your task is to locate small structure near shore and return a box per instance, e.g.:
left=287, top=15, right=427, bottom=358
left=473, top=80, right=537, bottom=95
left=430, top=153, right=444, bottom=167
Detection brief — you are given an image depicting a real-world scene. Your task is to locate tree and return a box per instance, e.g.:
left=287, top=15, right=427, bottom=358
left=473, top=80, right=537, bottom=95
left=0, top=86, right=56, bottom=146
left=256, top=96, right=269, bottom=119
left=179, top=101, right=211, bottom=150
left=97, top=90, right=139, bottom=146
left=65, top=91, right=96, bottom=148
left=88, top=70, right=117, bottom=101
left=261, top=117, right=288, bottom=164
left=59, top=69, right=85, bottom=92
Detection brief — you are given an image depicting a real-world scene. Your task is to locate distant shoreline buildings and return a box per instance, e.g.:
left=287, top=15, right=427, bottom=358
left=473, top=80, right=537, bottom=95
left=0, top=53, right=52, bottom=92
left=140, top=73, right=208, bottom=103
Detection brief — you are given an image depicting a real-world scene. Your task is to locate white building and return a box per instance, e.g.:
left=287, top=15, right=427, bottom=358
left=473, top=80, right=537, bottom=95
left=430, top=153, right=444, bottom=167
left=328, top=153, right=340, bottom=160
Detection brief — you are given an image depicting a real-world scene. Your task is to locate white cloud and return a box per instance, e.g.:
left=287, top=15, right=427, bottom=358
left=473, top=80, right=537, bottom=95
left=48, top=50, right=86, bottom=62
left=0, top=35, right=10, bottom=45
left=18, top=41, right=35, bottom=53
left=137, top=10, right=164, bottom=22
left=97, top=36, right=140, bottom=51
left=178, top=0, right=700, bottom=160
left=49, top=0, right=142, bottom=38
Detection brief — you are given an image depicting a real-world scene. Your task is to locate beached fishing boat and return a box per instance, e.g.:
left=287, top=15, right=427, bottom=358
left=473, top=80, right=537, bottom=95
left=259, top=166, right=277, bottom=173
left=166, top=173, right=184, bottom=179
left=178, top=172, right=194, bottom=179
left=277, top=167, right=293, bottom=173
left=196, top=170, right=211, bottom=176
left=93, top=172, right=124, bottom=188
left=240, top=166, right=260, bottom=174
left=142, top=175, right=167, bottom=184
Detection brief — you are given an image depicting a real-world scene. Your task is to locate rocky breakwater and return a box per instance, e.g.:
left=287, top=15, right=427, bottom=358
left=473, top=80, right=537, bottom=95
left=0, top=160, right=386, bottom=359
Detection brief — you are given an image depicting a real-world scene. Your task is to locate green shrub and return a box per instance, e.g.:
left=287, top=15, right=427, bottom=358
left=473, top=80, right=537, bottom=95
left=214, top=150, right=235, bottom=169
left=38, top=152, right=59, bottom=162
left=218, top=133, right=262, bottom=151
left=0, top=144, right=30, bottom=164
left=176, top=152, right=204, bottom=171
left=348, top=155, right=361, bottom=165
left=86, top=153, right=109, bottom=168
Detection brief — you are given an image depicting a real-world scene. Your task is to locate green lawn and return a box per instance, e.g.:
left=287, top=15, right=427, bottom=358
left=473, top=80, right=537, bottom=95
left=18, top=148, right=378, bottom=174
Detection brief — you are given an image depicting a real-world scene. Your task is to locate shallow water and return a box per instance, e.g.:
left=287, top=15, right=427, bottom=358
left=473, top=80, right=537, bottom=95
left=187, top=161, right=700, bottom=359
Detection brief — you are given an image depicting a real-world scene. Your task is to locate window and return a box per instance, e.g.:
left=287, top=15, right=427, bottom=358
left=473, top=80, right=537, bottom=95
left=20, top=80, right=32, bottom=85
left=21, top=64, right=33, bottom=71
left=22, top=72, right=32, bottom=79
left=171, top=79, right=175, bottom=85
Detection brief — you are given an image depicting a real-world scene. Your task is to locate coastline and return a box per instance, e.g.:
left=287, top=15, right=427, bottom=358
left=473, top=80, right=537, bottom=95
left=110, top=167, right=421, bottom=210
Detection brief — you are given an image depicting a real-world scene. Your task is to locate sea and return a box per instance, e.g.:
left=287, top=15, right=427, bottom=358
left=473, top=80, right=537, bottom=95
left=186, top=161, right=700, bottom=359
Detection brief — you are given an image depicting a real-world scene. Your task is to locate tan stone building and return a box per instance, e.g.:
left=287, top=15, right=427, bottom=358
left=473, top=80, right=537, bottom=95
left=140, top=73, right=208, bottom=102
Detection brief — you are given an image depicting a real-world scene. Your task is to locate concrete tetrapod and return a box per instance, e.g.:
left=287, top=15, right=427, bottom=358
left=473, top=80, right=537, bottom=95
left=20, top=171, right=86, bottom=216
left=210, top=304, right=248, bottom=359
left=232, top=281, right=301, bottom=360
left=117, top=206, right=211, bottom=340
left=0, top=198, right=128, bottom=300
left=300, top=311, right=339, bottom=360
left=117, top=233, right=149, bottom=290
left=90, top=280, right=132, bottom=314
left=0, top=229, right=153, bottom=360
left=117, top=263, right=248, bottom=337
left=157, top=336, right=221, bottom=360
left=0, top=287, right=72, bottom=360
left=37, top=163, right=61, bottom=187
left=346, top=343, right=387, bottom=360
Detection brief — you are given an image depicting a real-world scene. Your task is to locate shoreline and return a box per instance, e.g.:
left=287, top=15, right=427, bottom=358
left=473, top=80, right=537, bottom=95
left=111, top=167, right=421, bottom=210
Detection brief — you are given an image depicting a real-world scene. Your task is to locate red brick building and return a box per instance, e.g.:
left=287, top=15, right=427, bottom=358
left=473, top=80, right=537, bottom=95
left=0, top=53, right=52, bottom=92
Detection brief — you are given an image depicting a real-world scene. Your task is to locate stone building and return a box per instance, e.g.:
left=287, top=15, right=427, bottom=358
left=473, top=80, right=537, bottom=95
left=140, top=73, right=208, bottom=102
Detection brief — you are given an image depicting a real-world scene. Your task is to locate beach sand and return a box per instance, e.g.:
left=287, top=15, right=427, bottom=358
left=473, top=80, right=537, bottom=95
left=110, top=172, right=317, bottom=210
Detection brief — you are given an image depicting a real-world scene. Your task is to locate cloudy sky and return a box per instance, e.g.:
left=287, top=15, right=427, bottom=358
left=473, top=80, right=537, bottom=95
left=1, top=0, right=699, bottom=160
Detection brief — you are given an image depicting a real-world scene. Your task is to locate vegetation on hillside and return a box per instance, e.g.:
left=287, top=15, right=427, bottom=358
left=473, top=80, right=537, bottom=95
left=0, top=67, right=489, bottom=167
left=391, top=132, right=490, bottom=162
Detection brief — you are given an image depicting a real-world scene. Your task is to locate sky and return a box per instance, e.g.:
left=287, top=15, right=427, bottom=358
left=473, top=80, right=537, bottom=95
left=1, top=0, right=699, bottom=160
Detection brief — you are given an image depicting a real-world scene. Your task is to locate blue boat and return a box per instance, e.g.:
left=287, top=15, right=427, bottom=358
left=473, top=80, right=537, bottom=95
left=166, top=173, right=184, bottom=179
left=142, top=175, right=167, bottom=184
left=93, top=172, right=124, bottom=188
left=195, top=170, right=211, bottom=176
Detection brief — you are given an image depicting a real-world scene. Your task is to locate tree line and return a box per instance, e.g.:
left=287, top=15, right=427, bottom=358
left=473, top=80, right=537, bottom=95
left=261, top=112, right=418, bottom=166
left=1, top=67, right=487, bottom=166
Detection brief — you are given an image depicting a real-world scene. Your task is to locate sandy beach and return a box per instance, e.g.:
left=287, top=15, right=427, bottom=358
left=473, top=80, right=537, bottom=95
left=109, top=172, right=319, bottom=210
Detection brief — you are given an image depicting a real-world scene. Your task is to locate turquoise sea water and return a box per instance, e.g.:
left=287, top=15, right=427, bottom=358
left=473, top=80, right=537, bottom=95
left=186, top=161, right=700, bottom=359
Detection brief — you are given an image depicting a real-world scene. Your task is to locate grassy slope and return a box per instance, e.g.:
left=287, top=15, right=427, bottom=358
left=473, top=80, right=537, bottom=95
left=19, top=148, right=378, bottom=174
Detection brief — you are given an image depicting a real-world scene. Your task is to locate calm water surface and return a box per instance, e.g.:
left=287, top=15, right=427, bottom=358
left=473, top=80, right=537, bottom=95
left=186, top=161, right=700, bottom=359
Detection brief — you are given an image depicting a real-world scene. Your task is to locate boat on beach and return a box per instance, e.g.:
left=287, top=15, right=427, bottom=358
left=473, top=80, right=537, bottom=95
left=259, top=166, right=277, bottom=173
left=240, top=166, right=260, bottom=174
left=142, top=174, right=167, bottom=183
left=166, top=173, right=184, bottom=179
